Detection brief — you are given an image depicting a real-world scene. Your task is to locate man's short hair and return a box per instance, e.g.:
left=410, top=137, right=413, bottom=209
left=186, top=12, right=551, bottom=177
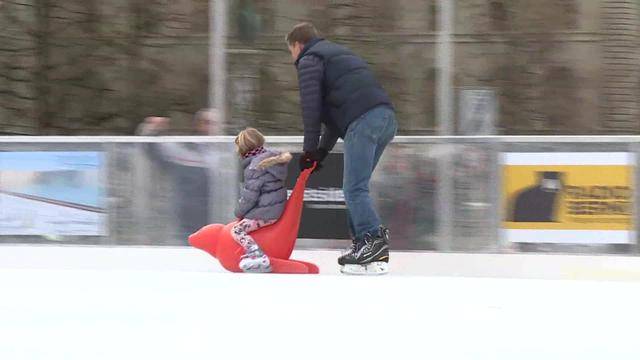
left=285, top=22, right=319, bottom=46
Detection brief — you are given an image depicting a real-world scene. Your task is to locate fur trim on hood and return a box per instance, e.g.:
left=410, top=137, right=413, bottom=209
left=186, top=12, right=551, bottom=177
left=257, top=152, right=292, bottom=169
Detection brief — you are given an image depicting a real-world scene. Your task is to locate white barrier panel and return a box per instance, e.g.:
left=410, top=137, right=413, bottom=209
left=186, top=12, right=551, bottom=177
left=0, top=136, right=638, bottom=252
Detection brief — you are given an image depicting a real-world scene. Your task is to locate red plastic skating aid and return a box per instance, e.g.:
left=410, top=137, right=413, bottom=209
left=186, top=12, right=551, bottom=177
left=189, top=166, right=319, bottom=274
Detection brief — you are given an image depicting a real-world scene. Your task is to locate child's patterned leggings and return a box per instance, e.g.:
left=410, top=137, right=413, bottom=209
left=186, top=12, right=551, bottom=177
left=231, top=219, right=277, bottom=253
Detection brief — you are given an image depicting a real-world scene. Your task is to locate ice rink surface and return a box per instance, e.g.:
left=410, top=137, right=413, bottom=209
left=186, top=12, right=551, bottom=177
left=1, top=245, right=640, bottom=359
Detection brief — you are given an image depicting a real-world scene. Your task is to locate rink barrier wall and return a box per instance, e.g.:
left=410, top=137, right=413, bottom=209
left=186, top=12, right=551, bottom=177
left=0, top=135, right=638, bottom=255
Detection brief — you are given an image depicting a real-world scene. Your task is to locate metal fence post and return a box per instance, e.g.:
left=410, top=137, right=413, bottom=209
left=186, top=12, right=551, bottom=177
left=435, top=0, right=455, bottom=250
left=210, top=0, right=228, bottom=132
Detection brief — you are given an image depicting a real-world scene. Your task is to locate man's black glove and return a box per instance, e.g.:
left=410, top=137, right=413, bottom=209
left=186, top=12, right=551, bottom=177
left=299, top=148, right=329, bottom=171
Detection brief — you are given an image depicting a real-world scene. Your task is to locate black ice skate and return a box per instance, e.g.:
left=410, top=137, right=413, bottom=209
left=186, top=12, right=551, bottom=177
left=338, top=226, right=389, bottom=275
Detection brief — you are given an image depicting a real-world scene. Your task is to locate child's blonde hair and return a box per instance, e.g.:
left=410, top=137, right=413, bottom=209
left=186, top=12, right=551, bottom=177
left=235, top=127, right=265, bottom=156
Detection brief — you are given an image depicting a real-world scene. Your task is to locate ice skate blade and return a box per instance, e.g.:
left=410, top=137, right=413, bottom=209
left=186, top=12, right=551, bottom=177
left=340, top=262, right=389, bottom=276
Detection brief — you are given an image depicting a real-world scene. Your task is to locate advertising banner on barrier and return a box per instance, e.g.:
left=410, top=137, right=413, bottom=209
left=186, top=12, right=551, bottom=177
left=0, top=151, right=107, bottom=236
left=501, top=152, right=635, bottom=244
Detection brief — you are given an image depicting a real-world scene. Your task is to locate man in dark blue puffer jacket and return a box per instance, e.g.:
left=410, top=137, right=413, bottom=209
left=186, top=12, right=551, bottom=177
left=286, top=22, right=397, bottom=275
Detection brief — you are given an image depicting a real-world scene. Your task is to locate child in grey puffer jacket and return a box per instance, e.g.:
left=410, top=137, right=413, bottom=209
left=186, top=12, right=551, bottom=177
left=233, top=127, right=292, bottom=273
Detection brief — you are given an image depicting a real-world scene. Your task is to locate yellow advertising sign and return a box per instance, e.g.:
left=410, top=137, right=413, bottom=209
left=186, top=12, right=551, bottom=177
left=501, top=153, right=635, bottom=244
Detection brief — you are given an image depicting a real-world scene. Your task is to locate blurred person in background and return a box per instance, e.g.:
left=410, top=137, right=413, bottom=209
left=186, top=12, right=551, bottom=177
left=136, top=109, right=221, bottom=243
left=287, top=22, right=397, bottom=274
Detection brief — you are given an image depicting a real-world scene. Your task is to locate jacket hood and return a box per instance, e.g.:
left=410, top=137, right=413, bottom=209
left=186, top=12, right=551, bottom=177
left=242, top=149, right=291, bottom=181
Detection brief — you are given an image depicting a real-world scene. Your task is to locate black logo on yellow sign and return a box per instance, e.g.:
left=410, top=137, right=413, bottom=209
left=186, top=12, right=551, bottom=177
left=510, top=171, right=563, bottom=222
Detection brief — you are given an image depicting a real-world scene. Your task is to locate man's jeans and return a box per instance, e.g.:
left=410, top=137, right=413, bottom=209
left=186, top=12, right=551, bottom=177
left=343, top=105, right=397, bottom=240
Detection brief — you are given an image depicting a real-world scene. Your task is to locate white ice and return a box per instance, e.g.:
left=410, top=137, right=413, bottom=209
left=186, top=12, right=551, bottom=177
left=1, top=245, right=639, bottom=360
